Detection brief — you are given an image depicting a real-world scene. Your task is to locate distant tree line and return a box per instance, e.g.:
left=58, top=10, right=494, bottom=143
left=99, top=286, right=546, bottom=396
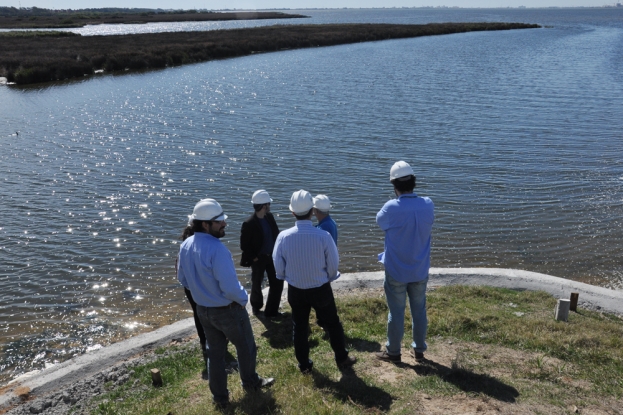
left=0, top=22, right=539, bottom=85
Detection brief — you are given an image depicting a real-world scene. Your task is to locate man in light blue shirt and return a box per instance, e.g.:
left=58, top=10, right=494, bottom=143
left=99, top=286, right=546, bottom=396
left=313, top=194, right=338, bottom=246
left=177, top=198, right=274, bottom=408
left=375, top=161, right=434, bottom=364
left=273, top=190, right=356, bottom=373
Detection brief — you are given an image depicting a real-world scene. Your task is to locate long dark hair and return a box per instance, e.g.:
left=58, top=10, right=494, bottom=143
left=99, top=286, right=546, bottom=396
left=179, top=220, right=208, bottom=241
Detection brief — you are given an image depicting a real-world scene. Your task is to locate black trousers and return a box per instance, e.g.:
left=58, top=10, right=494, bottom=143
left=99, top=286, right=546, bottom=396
left=250, top=255, right=283, bottom=316
left=288, top=282, right=348, bottom=370
left=184, top=288, right=208, bottom=360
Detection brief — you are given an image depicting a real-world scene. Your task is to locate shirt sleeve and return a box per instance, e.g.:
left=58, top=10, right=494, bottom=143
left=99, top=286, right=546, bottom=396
left=376, top=204, right=392, bottom=231
left=177, top=253, right=189, bottom=289
left=272, top=234, right=286, bottom=280
left=212, top=245, right=248, bottom=306
left=325, top=235, right=340, bottom=282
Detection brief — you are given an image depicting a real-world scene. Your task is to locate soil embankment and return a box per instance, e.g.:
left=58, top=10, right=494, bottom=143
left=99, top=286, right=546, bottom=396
left=0, top=22, right=539, bottom=85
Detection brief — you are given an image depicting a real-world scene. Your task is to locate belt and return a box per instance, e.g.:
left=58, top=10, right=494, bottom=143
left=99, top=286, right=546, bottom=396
left=211, top=302, right=241, bottom=310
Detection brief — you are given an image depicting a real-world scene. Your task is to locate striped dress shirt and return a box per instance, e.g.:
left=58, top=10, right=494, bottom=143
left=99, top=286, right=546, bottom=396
left=272, top=220, right=340, bottom=289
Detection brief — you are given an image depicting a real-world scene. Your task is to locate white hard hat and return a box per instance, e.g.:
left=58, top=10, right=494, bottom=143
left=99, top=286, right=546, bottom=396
left=313, top=194, right=332, bottom=211
left=390, top=160, right=414, bottom=181
left=189, top=198, right=227, bottom=222
left=251, top=189, right=273, bottom=205
left=289, top=189, right=313, bottom=215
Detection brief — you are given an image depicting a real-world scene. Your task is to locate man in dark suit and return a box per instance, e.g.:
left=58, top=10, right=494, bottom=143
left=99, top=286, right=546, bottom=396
left=240, top=190, right=283, bottom=318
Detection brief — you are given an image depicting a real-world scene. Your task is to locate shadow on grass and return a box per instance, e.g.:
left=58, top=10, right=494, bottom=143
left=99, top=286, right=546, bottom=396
left=311, top=367, right=394, bottom=412
left=220, top=389, right=278, bottom=415
left=398, top=358, right=519, bottom=403
left=256, top=314, right=318, bottom=351
left=346, top=335, right=385, bottom=353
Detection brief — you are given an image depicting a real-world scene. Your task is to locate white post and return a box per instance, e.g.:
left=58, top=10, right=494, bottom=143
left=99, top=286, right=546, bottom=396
left=555, top=299, right=571, bottom=322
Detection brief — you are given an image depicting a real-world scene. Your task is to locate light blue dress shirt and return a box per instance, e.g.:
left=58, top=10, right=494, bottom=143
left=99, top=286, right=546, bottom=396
left=273, top=220, right=340, bottom=289
left=316, top=215, right=338, bottom=246
left=376, top=193, right=435, bottom=283
left=177, top=232, right=248, bottom=307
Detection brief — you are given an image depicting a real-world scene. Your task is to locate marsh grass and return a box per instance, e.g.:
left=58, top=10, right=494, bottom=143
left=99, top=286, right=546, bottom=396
left=85, top=286, right=623, bottom=414
left=0, top=22, right=539, bottom=85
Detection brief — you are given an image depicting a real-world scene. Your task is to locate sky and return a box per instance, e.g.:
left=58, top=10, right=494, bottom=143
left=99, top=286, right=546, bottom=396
left=0, top=0, right=616, bottom=9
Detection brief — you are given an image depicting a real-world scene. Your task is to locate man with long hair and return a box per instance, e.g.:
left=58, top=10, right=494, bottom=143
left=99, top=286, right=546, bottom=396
left=177, top=198, right=274, bottom=408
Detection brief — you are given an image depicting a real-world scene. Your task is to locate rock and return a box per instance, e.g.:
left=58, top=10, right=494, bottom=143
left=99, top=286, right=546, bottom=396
left=28, top=402, right=45, bottom=414
left=116, top=374, right=130, bottom=386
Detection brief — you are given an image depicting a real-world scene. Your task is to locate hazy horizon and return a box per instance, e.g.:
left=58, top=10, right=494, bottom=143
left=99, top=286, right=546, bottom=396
left=1, top=0, right=618, bottom=12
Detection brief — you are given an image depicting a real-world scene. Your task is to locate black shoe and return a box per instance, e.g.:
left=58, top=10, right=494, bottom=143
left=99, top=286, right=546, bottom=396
left=409, top=349, right=425, bottom=362
left=213, top=400, right=229, bottom=409
left=264, top=312, right=285, bottom=320
left=298, top=359, right=313, bottom=374
left=257, top=376, right=275, bottom=389
left=252, top=308, right=263, bottom=316
left=245, top=376, right=275, bottom=391
left=375, top=350, right=401, bottom=363
left=337, top=355, right=357, bottom=370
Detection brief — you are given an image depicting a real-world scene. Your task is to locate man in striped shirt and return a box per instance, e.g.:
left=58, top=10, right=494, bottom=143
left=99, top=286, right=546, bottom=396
left=272, top=189, right=356, bottom=374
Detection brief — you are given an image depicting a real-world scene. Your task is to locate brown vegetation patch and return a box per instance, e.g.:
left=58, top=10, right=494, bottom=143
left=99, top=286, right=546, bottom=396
left=13, top=386, right=31, bottom=400
left=0, top=22, right=540, bottom=85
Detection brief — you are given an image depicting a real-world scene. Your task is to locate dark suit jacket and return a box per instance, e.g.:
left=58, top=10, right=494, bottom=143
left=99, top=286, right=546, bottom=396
left=239, top=212, right=280, bottom=267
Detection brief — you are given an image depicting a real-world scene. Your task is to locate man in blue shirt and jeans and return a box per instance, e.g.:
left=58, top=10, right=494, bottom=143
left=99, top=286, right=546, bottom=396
left=375, top=161, right=434, bottom=363
left=178, top=198, right=274, bottom=408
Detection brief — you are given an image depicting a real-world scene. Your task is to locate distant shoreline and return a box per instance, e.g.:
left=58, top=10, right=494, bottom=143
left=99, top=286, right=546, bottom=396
left=0, top=22, right=539, bottom=86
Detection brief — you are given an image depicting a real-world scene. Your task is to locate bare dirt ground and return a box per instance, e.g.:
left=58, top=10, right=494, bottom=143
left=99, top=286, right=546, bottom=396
left=337, top=287, right=623, bottom=415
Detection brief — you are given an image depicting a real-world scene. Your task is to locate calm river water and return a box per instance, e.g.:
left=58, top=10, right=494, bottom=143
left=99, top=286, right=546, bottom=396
left=1, top=8, right=622, bottom=383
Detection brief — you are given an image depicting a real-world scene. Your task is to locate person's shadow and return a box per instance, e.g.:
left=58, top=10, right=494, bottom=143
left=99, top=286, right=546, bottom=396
left=397, top=358, right=519, bottom=403
left=256, top=314, right=319, bottom=351
left=216, top=389, right=279, bottom=415
left=311, top=367, right=394, bottom=412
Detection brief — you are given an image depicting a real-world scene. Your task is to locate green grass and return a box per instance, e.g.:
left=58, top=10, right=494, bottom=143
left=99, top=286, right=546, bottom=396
left=84, top=286, right=623, bottom=414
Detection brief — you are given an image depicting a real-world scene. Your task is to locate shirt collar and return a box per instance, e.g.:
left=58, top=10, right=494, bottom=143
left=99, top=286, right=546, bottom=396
left=295, top=220, right=313, bottom=228
left=398, top=192, right=418, bottom=199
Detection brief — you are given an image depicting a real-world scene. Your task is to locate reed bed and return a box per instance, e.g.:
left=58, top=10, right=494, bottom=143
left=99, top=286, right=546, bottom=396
left=0, top=22, right=539, bottom=85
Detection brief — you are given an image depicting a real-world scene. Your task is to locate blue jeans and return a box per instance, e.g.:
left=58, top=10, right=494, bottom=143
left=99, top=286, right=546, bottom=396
left=197, top=304, right=260, bottom=403
left=384, top=273, right=428, bottom=356
left=288, top=282, right=349, bottom=371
